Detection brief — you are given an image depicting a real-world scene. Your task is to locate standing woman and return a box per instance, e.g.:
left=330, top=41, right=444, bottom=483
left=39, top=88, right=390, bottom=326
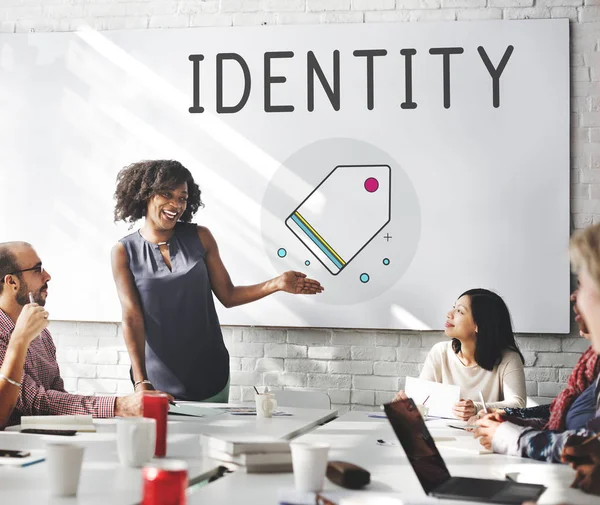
left=111, top=160, right=323, bottom=402
left=395, top=288, right=526, bottom=419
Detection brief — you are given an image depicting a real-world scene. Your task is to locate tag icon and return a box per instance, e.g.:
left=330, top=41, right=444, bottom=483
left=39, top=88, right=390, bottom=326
left=285, top=164, right=391, bottom=275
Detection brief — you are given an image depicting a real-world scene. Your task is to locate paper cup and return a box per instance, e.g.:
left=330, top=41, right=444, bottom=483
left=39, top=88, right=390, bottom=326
left=45, top=443, right=85, bottom=496
left=290, top=442, right=330, bottom=492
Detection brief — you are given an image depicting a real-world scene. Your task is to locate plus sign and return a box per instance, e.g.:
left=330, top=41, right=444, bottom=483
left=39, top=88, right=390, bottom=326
left=384, top=233, right=392, bottom=242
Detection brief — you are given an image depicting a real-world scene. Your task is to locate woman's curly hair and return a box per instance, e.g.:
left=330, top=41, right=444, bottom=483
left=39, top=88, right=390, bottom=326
left=113, top=160, right=203, bottom=225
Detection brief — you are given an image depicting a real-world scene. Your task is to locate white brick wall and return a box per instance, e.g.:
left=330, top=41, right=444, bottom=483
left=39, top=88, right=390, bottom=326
left=1, top=1, right=593, bottom=413
left=49, top=322, right=584, bottom=412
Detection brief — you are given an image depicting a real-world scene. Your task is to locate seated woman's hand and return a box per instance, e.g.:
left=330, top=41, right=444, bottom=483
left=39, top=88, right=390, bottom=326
left=562, top=435, right=600, bottom=468
left=467, top=408, right=505, bottom=425
left=473, top=414, right=506, bottom=450
left=571, top=463, right=600, bottom=496
left=393, top=390, right=408, bottom=402
left=452, top=399, right=476, bottom=420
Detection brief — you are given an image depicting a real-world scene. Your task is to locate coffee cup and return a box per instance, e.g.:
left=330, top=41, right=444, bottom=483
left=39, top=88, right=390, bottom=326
left=255, top=393, right=277, bottom=418
left=117, top=417, right=156, bottom=467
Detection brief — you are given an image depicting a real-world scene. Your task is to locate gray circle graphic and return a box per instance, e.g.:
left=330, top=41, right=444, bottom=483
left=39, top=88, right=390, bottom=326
left=260, top=138, right=420, bottom=305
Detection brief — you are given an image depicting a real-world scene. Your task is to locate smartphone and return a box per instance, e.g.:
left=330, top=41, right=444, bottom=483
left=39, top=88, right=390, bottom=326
left=0, top=449, right=31, bottom=458
left=21, top=429, right=76, bottom=436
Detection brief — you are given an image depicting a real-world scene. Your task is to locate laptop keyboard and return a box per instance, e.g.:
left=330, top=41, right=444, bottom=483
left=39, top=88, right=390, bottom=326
left=438, top=477, right=509, bottom=498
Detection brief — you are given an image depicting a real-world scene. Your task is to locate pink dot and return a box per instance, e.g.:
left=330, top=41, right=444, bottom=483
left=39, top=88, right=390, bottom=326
left=364, top=177, right=379, bottom=193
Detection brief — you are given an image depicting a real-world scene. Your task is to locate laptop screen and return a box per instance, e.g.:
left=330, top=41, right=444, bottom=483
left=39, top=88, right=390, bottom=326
left=383, top=399, right=452, bottom=494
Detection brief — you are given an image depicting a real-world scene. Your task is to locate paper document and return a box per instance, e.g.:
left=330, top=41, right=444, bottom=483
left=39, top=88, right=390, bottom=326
left=217, top=407, right=292, bottom=417
left=436, top=438, right=492, bottom=455
left=168, top=404, right=224, bottom=418
left=405, top=377, right=460, bottom=419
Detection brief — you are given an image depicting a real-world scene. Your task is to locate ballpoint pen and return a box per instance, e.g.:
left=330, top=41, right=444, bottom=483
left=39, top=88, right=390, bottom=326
left=478, top=391, right=488, bottom=414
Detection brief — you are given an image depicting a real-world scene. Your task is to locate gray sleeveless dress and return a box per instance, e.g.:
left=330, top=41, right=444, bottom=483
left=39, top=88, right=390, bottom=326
left=120, top=222, right=230, bottom=401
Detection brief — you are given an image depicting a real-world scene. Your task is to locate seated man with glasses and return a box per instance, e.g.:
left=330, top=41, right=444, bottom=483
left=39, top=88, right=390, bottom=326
left=0, top=241, right=172, bottom=427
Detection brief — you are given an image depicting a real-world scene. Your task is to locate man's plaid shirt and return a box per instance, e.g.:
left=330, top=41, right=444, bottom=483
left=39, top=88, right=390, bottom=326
left=0, top=309, right=115, bottom=427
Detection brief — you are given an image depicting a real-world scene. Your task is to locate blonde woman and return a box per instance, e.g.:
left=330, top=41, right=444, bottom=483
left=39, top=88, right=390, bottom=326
left=476, top=223, right=600, bottom=497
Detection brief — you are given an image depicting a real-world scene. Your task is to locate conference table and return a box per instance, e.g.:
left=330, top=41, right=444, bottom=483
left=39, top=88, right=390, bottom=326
left=0, top=403, right=337, bottom=505
left=0, top=405, right=598, bottom=505
left=186, top=411, right=600, bottom=505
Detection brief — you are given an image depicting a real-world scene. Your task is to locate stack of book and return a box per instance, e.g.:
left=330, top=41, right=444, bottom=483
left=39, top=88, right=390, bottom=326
left=201, top=434, right=292, bottom=473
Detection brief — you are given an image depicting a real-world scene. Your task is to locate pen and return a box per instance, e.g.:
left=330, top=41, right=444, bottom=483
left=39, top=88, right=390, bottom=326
left=478, top=391, right=488, bottom=414
left=169, top=400, right=179, bottom=407
left=581, top=432, right=600, bottom=446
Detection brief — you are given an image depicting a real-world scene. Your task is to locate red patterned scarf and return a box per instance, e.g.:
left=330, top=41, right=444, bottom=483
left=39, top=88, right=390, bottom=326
left=545, top=346, right=600, bottom=431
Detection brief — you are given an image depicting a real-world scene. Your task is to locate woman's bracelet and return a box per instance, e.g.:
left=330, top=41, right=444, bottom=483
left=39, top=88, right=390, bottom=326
left=134, top=379, right=152, bottom=389
left=0, top=373, right=22, bottom=388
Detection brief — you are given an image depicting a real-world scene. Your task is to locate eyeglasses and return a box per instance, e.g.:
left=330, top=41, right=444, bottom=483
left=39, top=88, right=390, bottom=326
left=0, top=263, right=43, bottom=283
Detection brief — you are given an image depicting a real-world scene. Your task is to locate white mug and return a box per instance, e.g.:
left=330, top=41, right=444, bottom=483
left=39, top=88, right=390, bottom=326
left=116, top=417, right=156, bottom=467
left=45, top=443, right=85, bottom=497
left=255, top=393, right=277, bottom=418
left=290, top=442, right=330, bottom=492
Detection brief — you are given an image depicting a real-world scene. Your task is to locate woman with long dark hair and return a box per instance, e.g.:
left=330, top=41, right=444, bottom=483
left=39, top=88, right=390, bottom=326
left=396, top=288, right=526, bottom=420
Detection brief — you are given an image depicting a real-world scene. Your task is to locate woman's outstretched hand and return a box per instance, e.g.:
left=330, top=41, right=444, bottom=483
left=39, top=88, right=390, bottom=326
left=278, top=271, right=324, bottom=295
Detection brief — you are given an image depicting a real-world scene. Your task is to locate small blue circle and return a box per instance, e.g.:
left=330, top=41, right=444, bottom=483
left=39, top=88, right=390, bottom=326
left=277, top=248, right=287, bottom=258
left=383, top=258, right=390, bottom=266
left=360, top=273, right=370, bottom=283
left=305, top=260, right=310, bottom=266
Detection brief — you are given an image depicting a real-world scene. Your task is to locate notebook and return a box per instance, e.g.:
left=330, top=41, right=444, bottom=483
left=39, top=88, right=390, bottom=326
left=20, top=415, right=95, bottom=432
left=209, top=450, right=293, bottom=473
left=208, top=450, right=293, bottom=466
left=168, top=404, right=224, bottom=418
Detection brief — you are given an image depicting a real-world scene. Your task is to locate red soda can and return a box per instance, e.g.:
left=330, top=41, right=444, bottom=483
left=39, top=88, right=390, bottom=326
left=142, top=460, right=188, bottom=505
left=142, top=393, right=169, bottom=457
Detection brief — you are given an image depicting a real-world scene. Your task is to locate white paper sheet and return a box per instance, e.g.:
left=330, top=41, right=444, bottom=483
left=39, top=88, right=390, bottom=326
left=405, top=377, right=460, bottom=419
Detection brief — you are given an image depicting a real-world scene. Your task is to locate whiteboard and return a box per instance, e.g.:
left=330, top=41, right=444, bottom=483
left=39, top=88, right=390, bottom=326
left=0, top=20, right=570, bottom=332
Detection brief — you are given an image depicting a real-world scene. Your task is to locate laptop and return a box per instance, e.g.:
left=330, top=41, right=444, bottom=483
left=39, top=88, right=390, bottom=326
left=383, top=399, right=546, bottom=504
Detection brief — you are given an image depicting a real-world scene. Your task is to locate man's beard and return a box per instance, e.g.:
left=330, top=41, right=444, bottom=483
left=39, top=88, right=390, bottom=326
left=16, top=282, right=46, bottom=307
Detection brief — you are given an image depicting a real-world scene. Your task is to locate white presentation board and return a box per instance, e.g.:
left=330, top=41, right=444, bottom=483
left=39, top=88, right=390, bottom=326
left=0, top=20, right=570, bottom=332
